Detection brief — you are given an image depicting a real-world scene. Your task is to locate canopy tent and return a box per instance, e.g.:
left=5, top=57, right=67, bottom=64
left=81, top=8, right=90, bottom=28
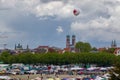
left=71, top=67, right=84, bottom=71
left=34, top=77, right=42, bottom=80
left=0, top=76, right=12, bottom=79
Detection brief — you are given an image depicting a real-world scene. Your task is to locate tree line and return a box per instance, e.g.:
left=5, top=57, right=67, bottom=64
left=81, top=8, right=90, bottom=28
left=0, top=51, right=119, bottom=67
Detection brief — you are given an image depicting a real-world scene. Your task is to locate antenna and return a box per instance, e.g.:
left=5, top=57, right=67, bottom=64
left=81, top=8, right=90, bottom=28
left=3, top=44, right=7, bottom=49
left=0, top=35, right=8, bottom=49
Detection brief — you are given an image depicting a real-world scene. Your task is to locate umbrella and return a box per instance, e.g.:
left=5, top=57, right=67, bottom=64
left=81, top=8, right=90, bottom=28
left=62, top=78, right=69, bottom=80
left=55, top=78, right=61, bottom=80
left=47, top=78, right=54, bottom=80
left=100, top=67, right=107, bottom=71
left=95, top=76, right=105, bottom=80
left=35, top=77, right=42, bottom=80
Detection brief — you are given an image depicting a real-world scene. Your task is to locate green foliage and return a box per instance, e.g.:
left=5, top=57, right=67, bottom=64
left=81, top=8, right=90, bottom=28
left=17, top=53, right=37, bottom=64
left=0, top=51, right=11, bottom=63
left=0, top=51, right=118, bottom=67
left=75, top=41, right=91, bottom=53
left=106, top=48, right=115, bottom=53
left=109, top=56, right=120, bottom=80
left=91, top=47, right=98, bottom=51
left=95, top=52, right=116, bottom=66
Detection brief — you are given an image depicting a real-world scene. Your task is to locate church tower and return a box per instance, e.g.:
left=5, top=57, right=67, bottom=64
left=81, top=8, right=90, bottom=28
left=66, top=35, right=70, bottom=48
left=111, top=40, right=117, bottom=48
left=72, top=35, right=76, bottom=46
left=26, top=45, right=29, bottom=50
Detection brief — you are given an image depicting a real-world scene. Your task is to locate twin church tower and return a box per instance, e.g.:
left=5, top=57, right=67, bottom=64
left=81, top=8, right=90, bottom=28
left=66, top=35, right=76, bottom=52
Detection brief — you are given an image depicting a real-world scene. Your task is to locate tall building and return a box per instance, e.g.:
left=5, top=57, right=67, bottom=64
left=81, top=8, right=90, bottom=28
left=111, top=40, right=117, bottom=48
left=15, top=43, right=23, bottom=50
left=65, top=35, right=76, bottom=52
left=72, top=35, right=76, bottom=46
left=26, top=45, right=29, bottom=50
left=66, top=35, right=70, bottom=48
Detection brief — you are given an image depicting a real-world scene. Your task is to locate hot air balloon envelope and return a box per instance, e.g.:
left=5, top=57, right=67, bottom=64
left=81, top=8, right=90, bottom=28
left=73, top=9, right=80, bottom=16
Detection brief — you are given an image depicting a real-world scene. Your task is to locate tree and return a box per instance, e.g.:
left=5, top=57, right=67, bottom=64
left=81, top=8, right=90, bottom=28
left=109, top=56, right=120, bottom=80
left=109, top=63, right=120, bottom=80
left=75, top=41, right=91, bottom=53
left=91, top=47, right=98, bottom=51
left=0, top=51, right=11, bottom=63
left=0, top=51, right=117, bottom=66
left=95, top=52, right=116, bottom=66
left=107, top=48, right=115, bottom=54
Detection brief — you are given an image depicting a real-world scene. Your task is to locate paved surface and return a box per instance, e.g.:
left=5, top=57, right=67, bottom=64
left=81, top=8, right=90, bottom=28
left=10, top=74, right=87, bottom=80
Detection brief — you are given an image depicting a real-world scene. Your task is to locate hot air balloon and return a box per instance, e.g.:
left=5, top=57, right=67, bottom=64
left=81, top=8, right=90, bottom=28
left=73, top=9, right=80, bottom=16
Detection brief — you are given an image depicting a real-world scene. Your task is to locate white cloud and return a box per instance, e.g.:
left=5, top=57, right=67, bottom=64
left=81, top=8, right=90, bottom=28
left=0, top=0, right=76, bottom=19
left=0, top=22, right=27, bottom=43
left=1, top=0, right=120, bottom=47
left=0, top=22, right=13, bottom=33
left=0, top=22, right=15, bottom=44
left=34, top=1, right=75, bottom=18
left=0, top=0, right=85, bottom=19
left=56, top=26, right=63, bottom=33
left=70, top=0, right=120, bottom=42
left=0, top=0, right=16, bottom=9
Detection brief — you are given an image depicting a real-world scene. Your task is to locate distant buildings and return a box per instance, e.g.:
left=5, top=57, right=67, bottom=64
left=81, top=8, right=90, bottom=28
left=110, top=40, right=120, bottom=55
left=14, top=44, right=30, bottom=54
left=1, top=35, right=120, bottom=56
left=32, top=35, right=76, bottom=53
left=15, top=44, right=23, bottom=50
left=34, top=46, right=49, bottom=53
left=97, top=40, right=120, bottom=56
left=113, top=48, right=120, bottom=56
left=98, top=47, right=106, bottom=52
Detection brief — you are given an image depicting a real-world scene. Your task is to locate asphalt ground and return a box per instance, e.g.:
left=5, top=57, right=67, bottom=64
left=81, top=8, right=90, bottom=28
left=9, top=74, right=88, bottom=80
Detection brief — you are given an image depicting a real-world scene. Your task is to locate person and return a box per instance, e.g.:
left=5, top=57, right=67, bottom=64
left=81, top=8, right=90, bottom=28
left=41, top=76, right=43, bottom=80
left=27, top=75, right=29, bottom=80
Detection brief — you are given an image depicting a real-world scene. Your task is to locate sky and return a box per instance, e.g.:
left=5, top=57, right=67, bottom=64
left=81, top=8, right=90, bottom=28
left=0, top=0, right=120, bottom=49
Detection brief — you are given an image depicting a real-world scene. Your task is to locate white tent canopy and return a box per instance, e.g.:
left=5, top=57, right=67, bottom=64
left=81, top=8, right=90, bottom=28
left=0, top=76, right=12, bottom=79
left=87, top=67, right=97, bottom=71
left=71, top=67, right=84, bottom=70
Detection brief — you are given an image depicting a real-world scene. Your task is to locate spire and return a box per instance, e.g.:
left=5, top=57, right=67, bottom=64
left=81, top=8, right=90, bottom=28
left=26, top=45, right=29, bottom=50
left=111, top=40, right=117, bottom=48
left=66, top=35, right=70, bottom=48
left=114, top=40, right=117, bottom=47
left=72, top=35, right=76, bottom=46
left=15, top=44, right=16, bottom=50
left=111, top=40, right=113, bottom=48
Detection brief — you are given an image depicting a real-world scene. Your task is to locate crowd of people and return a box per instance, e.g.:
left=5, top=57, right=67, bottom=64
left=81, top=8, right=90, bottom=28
left=0, top=64, right=110, bottom=80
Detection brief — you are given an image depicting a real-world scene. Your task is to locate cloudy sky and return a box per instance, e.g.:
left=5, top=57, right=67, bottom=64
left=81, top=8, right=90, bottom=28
left=0, top=0, right=120, bottom=49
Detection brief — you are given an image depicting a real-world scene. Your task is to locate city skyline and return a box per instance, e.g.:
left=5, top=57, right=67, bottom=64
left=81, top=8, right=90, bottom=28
left=0, top=0, right=120, bottom=49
